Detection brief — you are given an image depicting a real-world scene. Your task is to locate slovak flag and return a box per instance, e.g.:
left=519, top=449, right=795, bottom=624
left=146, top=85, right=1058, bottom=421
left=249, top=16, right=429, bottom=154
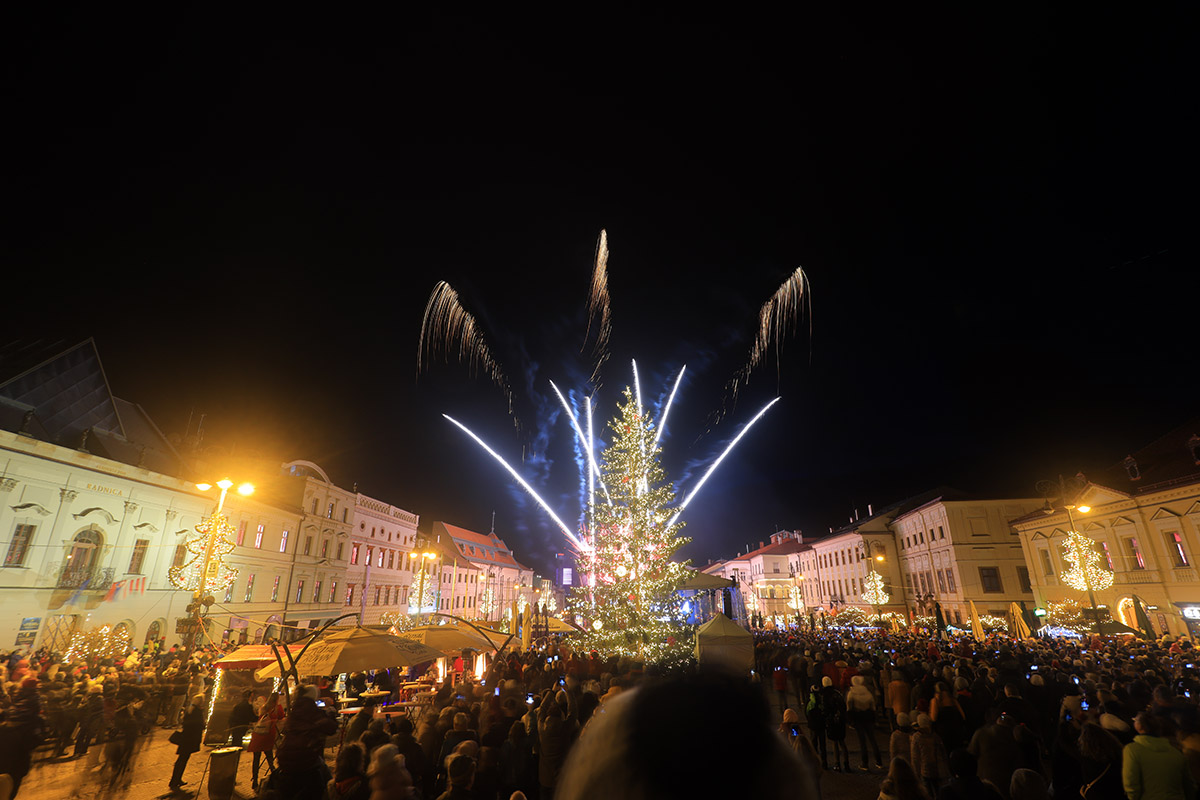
left=104, top=580, right=126, bottom=603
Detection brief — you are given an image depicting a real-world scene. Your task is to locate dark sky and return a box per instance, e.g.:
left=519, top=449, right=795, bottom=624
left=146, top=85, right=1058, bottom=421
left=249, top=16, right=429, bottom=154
left=5, top=7, right=1195, bottom=575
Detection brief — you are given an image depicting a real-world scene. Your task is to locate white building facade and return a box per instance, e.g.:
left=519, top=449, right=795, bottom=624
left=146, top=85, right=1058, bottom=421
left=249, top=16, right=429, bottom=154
left=347, top=492, right=419, bottom=624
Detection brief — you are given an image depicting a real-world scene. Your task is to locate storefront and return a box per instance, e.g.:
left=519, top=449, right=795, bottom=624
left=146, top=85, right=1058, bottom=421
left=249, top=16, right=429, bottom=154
left=1174, top=602, right=1200, bottom=638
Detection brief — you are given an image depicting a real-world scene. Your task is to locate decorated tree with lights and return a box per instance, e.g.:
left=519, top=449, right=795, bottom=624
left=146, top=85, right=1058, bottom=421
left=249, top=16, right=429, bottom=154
left=1060, top=529, right=1114, bottom=614
left=167, top=512, right=238, bottom=595
left=572, top=388, right=692, bottom=665
left=65, top=623, right=132, bottom=664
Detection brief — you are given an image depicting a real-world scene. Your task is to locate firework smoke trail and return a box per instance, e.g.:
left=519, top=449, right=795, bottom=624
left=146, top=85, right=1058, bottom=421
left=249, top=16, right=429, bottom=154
left=586, top=394, right=595, bottom=542
left=669, top=396, right=782, bottom=526
left=653, top=365, right=686, bottom=447
left=548, top=380, right=611, bottom=506
left=443, top=414, right=587, bottom=552
left=583, top=229, right=612, bottom=386
left=721, top=267, right=810, bottom=415
left=419, top=281, right=519, bottom=430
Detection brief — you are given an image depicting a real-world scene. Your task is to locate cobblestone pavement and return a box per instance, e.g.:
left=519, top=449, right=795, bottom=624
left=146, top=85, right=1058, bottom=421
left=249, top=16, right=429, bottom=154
left=17, top=686, right=891, bottom=800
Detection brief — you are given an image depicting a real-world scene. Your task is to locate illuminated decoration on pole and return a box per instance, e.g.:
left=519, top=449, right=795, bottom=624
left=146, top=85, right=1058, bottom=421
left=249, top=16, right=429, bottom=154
left=1060, top=529, right=1114, bottom=593
left=1045, top=598, right=1088, bottom=635
left=478, top=586, right=496, bottom=619
left=571, top=388, right=691, bottom=665
left=860, top=571, right=889, bottom=606
left=168, top=512, right=239, bottom=593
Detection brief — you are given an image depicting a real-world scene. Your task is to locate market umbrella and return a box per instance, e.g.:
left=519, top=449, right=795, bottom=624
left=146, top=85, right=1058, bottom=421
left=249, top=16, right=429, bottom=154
left=1132, top=596, right=1156, bottom=639
left=934, top=603, right=947, bottom=639
left=466, top=624, right=518, bottom=650
left=969, top=600, right=985, bottom=642
left=398, top=625, right=494, bottom=653
left=254, top=627, right=445, bottom=680
left=1009, top=602, right=1032, bottom=639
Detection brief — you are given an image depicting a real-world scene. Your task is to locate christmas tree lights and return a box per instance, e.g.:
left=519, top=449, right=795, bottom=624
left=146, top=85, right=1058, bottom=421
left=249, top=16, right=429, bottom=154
left=168, top=512, right=239, bottom=593
left=571, top=388, right=692, bottom=665
left=1060, top=529, right=1114, bottom=593
left=860, top=571, right=890, bottom=606
left=64, top=623, right=132, bottom=664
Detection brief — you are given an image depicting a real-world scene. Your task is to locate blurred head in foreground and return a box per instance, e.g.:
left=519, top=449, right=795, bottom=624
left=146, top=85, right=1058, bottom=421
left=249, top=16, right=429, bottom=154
left=556, top=670, right=816, bottom=800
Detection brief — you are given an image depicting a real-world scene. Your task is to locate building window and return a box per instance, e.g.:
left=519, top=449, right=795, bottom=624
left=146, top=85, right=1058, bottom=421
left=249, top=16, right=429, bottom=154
left=236, top=521, right=247, bottom=547
left=1017, top=566, right=1032, bottom=594
left=327, top=503, right=335, bottom=519
left=374, top=586, right=381, bottom=605
left=978, top=567, right=1003, bottom=593
left=384, top=587, right=391, bottom=605
left=346, top=584, right=356, bottom=606
left=342, top=509, right=348, bottom=523
left=329, top=581, right=338, bottom=603
left=4, top=523, right=36, bottom=567
left=271, top=576, right=280, bottom=602
left=377, top=549, right=384, bottom=568
left=304, top=537, right=313, bottom=556
left=279, top=530, right=289, bottom=553
left=936, top=571, right=946, bottom=593
left=1039, top=549, right=1054, bottom=577
left=173, top=543, right=188, bottom=568
left=244, top=574, right=255, bottom=603
left=1124, top=538, right=1146, bottom=570
left=944, top=569, right=956, bottom=592
left=321, top=539, right=329, bottom=559
left=313, top=581, right=322, bottom=603
left=1167, top=531, right=1190, bottom=568
left=255, top=524, right=264, bottom=549
left=128, top=539, right=150, bottom=574
left=388, top=551, right=395, bottom=570
left=351, top=544, right=360, bottom=564
left=336, top=542, right=344, bottom=561
left=1101, top=542, right=1114, bottom=571
left=938, top=526, right=945, bottom=539
left=311, top=498, right=318, bottom=514
left=225, top=582, right=235, bottom=603
left=295, top=580, right=305, bottom=604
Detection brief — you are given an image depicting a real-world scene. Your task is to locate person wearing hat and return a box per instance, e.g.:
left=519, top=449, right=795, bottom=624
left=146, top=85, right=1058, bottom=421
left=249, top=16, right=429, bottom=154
left=910, top=712, right=949, bottom=797
left=820, top=675, right=850, bottom=773
left=890, top=713, right=914, bottom=766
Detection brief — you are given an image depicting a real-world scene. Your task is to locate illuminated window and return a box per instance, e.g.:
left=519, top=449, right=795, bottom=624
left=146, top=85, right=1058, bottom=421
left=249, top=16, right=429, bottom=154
left=244, top=574, right=255, bottom=603
left=1101, top=542, right=1114, bottom=571
left=327, top=503, right=334, bottom=519
left=295, top=580, right=305, bottom=604
left=279, top=530, right=289, bottom=553
left=374, top=586, right=381, bottom=605
left=313, top=581, right=322, bottom=603
left=225, top=582, right=235, bottom=603
left=1167, top=531, right=1190, bottom=568
left=351, top=544, right=360, bottom=565
left=271, top=576, right=280, bottom=602
left=329, top=581, right=338, bottom=603
left=304, top=537, right=313, bottom=556
left=1124, top=538, right=1146, bottom=570
left=4, top=523, right=35, bottom=567
left=944, top=569, right=956, bottom=592
left=255, top=524, right=264, bottom=549
left=321, top=539, right=329, bottom=559
left=377, top=549, right=384, bottom=568
left=936, top=571, right=946, bottom=593
left=336, top=542, right=344, bottom=561
left=346, top=584, right=355, bottom=605
left=236, top=521, right=246, bottom=547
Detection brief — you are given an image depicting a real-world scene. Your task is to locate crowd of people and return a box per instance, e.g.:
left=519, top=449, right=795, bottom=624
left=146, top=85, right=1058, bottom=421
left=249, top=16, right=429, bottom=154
left=4, top=622, right=1200, bottom=800
left=756, top=625, right=1200, bottom=800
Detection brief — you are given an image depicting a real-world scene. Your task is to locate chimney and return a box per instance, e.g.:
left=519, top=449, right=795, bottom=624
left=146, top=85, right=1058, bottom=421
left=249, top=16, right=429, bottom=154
left=759, top=541, right=765, bottom=550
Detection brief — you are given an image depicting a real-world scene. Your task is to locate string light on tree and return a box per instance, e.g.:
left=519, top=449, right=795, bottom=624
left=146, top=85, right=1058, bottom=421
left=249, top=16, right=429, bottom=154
left=64, top=623, right=132, bottom=663
left=570, top=388, right=692, bottom=665
left=168, top=507, right=239, bottom=593
left=860, top=571, right=889, bottom=606
left=1060, top=529, right=1114, bottom=593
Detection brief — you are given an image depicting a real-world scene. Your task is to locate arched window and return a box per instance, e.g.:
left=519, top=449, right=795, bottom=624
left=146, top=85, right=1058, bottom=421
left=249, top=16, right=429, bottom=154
left=60, top=529, right=103, bottom=587
left=145, top=619, right=162, bottom=645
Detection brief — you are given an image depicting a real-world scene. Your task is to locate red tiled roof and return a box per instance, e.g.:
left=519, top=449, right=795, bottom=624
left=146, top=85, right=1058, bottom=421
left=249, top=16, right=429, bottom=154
left=434, top=521, right=531, bottom=572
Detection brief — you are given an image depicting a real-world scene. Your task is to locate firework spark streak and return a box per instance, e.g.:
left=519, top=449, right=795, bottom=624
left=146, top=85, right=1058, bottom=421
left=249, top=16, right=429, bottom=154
left=548, top=380, right=611, bottom=506
left=653, top=365, right=686, bottom=447
left=723, top=267, right=809, bottom=412
left=670, top=396, right=782, bottom=526
left=583, top=229, right=612, bottom=385
left=586, top=393, right=595, bottom=537
left=443, top=414, right=588, bottom=551
left=418, top=281, right=519, bottom=429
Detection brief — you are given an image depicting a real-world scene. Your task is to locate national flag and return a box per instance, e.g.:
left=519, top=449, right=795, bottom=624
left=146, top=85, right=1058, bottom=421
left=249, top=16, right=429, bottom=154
left=105, top=579, right=126, bottom=603
left=128, top=576, right=147, bottom=595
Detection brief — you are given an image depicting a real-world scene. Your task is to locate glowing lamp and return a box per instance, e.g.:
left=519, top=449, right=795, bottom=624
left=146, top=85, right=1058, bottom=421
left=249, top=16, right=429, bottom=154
left=1077, top=505, right=1091, bottom=513
left=237, top=482, right=255, bottom=496
left=216, top=479, right=234, bottom=490
left=195, top=483, right=213, bottom=491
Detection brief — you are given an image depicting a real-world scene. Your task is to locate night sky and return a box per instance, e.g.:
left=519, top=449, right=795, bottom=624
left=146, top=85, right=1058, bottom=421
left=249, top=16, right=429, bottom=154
left=6, top=7, right=1194, bottom=575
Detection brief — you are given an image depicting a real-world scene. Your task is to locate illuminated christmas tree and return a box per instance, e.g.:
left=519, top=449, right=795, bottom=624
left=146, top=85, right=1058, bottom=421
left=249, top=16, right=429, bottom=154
left=572, top=388, right=692, bottom=665
left=861, top=571, right=889, bottom=606
left=1060, top=529, right=1114, bottom=593
left=65, top=623, right=132, bottom=664
left=168, top=512, right=238, bottom=594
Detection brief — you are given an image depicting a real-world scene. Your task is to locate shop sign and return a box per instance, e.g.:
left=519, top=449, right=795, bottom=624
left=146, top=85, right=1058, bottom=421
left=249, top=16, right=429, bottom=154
left=19, top=617, right=40, bottom=632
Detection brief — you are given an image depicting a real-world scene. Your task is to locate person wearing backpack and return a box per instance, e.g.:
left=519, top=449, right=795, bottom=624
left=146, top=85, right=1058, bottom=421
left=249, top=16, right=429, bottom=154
left=821, top=676, right=851, bottom=772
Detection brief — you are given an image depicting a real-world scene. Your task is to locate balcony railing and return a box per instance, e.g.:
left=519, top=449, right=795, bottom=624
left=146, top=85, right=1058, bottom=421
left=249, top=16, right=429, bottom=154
left=1115, top=569, right=1161, bottom=585
left=55, top=566, right=116, bottom=591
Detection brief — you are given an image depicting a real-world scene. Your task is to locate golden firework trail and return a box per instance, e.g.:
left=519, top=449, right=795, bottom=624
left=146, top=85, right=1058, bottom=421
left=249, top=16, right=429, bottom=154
left=722, top=266, right=809, bottom=413
left=418, top=281, right=518, bottom=429
left=583, top=229, right=612, bottom=386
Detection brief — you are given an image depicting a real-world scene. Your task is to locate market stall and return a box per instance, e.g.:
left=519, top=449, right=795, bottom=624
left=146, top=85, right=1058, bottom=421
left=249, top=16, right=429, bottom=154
left=206, top=645, right=278, bottom=746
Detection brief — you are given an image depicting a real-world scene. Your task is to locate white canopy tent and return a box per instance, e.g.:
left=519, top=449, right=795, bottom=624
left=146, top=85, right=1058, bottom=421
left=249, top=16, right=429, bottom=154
left=693, top=613, right=753, bottom=673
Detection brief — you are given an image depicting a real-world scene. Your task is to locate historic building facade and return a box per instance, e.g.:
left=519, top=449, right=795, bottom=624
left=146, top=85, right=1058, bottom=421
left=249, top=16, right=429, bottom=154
left=436, top=522, right=535, bottom=624
left=1012, top=421, right=1200, bottom=637
left=347, top=492, right=420, bottom=625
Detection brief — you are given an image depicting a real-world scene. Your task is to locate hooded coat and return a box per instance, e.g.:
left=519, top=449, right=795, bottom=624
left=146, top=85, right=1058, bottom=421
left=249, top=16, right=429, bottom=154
left=1122, top=733, right=1198, bottom=800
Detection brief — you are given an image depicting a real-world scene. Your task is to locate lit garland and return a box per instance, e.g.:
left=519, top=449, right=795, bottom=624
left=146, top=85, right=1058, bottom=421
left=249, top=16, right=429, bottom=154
left=1060, top=529, right=1114, bottom=593
left=570, top=389, right=693, bottom=666
left=538, top=587, right=558, bottom=614
left=477, top=586, right=496, bottom=618
left=911, top=615, right=936, bottom=630
left=64, top=623, right=132, bottom=664
left=168, top=512, right=239, bottom=593
left=860, top=571, right=890, bottom=606
left=978, top=614, right=1008, bottom=632
left=407, top=575, right=438, bottom=615
left=1045, top=598, right=1088, bottom=635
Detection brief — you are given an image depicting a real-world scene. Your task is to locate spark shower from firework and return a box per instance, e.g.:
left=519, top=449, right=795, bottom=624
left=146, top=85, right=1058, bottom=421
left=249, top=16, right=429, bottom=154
left=417, top=230, right=808, bottom=554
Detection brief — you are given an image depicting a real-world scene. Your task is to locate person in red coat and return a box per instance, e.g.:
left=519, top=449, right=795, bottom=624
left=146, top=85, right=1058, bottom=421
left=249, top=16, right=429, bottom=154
left=247, top=692, right=284, bottom=791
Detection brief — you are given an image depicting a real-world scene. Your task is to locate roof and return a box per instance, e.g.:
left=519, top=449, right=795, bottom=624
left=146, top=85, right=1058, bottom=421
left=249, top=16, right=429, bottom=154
left=1087, top=417, right=1200, bottom=495
left=824, top=486, right=970, bottom=539
left=433, top=521, right=533, bottom=572
left=740, top=539, right=806, bottom=560
left=0, top=338, right=182, bottom=476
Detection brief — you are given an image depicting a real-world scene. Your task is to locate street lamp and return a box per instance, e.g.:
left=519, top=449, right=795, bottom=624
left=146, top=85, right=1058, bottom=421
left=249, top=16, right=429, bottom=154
left=171, top=478, right=254, bottom=652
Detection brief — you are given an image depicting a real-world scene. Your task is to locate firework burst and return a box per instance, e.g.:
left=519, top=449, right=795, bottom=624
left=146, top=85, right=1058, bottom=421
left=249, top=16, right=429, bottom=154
left=721, top=266, right=810, bottom=415
left=583, top=229, right=612, bottom=385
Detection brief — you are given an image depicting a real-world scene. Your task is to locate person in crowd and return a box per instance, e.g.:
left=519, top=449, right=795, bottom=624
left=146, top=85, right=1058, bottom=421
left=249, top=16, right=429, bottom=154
left=966, top=711, right=1020, bottom=800
left=821, top=675, right=851, bottom=772
left=327, top=742, right=371, bottom=800
left=248, top=691, right=284, bottom=791
left=228, top=688, right=257, bottom=747
left=890, top=712, right=915, bottom=765
left=807, top=682, right=829, bottom=769
left=367, top=742, right=416, bottom=800
left=1009, top=768, right=1050, bottom=800
left=73, top=683, right=105, bottom=758
left=390, top=716, right=428, bottom=791
left=1123, top=710, right=1197, bottom=800
left=928, top=681, right=967, bottom=752
left=536, top=688, right=579, bottom=798
left=848, top=673, right=884, bottom=770
left=435, top=752, right=475, bottom=800
left=500, top=718, right=536, bottom=800
left=910, top=713, right=949, bottom=799
left=168, top=693, right=206, bottom=791
left=1077, top=721, right=1126, bottom=800
left=877, top=756, right=930, bottom=800
left=0, top=677, right=46, bottom=798
left=935, top=749, right=1002, bottom=800
left=276, top=685, right=340, bottom=800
